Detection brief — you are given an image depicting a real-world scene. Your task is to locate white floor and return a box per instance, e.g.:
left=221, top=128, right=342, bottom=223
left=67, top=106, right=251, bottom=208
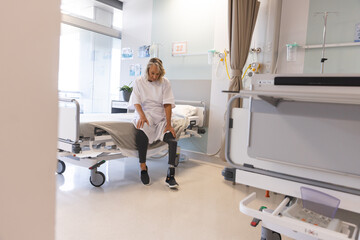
left=55, top=152, right=292, bottom=240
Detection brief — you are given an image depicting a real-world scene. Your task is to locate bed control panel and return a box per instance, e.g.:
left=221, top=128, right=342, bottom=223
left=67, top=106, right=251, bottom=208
left=253, top=78, right=274, bottom=88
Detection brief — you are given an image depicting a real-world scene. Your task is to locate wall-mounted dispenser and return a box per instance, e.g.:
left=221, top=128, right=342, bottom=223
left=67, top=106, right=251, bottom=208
left=208, top=49, right=216, bottom=64
left=286, top=43, right=299, bottom=62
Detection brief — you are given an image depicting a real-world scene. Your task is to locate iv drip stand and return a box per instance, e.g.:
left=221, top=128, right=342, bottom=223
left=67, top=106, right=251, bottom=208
left=320, top=12, right=328, bottom=74
left=315, top=11, right=337, bottom=74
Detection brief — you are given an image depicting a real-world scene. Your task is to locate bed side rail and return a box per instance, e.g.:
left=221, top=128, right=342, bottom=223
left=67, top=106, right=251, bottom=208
left=58, top=98, right=80, bottom=143
left=175, top=100, right=206, bottom=127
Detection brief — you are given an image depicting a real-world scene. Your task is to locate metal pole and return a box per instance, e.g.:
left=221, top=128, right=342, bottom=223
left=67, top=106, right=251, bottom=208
left=315, top=11, right=337, bottom=73
left=320, top=12, right=328, bottom=74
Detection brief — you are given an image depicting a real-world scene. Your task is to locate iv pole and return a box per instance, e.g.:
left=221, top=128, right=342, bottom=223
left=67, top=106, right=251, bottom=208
left=315, top=11, right=337, bottom=74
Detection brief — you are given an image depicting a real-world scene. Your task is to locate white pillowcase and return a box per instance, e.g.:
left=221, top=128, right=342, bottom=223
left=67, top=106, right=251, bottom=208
left=173, top=105, right=197, bottom=117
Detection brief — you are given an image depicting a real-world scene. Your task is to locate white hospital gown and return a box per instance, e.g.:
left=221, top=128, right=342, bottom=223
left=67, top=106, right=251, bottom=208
left=128, top=75, right=175, bottom=144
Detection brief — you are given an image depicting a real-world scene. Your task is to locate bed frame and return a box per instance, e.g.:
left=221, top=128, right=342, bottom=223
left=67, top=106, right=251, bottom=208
left=57, top=98, right=206, bottom=187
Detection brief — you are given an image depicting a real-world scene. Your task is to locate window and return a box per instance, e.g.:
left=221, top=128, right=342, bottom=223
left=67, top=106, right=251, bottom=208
left=58, top=23, right=121, bottom=113
left=59, top=0, right=123, bottom=113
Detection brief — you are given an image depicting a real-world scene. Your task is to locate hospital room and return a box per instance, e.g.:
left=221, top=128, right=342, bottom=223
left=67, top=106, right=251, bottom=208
left=2, top=0, right=360, bottom=239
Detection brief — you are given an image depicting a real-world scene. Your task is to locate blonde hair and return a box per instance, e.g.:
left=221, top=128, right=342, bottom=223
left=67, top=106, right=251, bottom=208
left=145, top=58, right=165, bottom=81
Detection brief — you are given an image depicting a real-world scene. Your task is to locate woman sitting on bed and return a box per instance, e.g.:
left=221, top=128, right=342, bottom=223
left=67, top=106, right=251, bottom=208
left=128, top=58, right=179, bottom=189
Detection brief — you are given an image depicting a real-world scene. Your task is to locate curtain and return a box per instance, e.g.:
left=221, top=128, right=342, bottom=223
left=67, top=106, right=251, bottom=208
left=220, top=0, right=260, bottom=160
left=228, top=0, right=260, bottom=108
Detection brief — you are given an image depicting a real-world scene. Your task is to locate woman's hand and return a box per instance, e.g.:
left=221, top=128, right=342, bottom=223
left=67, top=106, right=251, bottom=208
left=136, top=115, right=149, bottom=129
left=164, top=124, right=176, bottom=138
left=134, top=104, right=149, bottom=129
left=163, top=104, right=175, bottom=137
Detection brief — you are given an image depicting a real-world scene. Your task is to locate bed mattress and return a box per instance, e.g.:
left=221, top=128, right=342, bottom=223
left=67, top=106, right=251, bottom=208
left=79, top=113, right=188, bottom=151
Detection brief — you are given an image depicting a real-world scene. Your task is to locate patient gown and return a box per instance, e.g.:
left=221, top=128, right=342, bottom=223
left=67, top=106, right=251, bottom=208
left=128, top=75, right=175, bottom=144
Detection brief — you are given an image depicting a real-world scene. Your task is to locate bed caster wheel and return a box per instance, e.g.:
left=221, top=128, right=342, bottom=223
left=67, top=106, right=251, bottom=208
left=56, top=160, right=66, bottom=174
left=273, top=232, right=281, bottom=240
left=90, top=171, right=105, bottom=187
left=261, top=227, right=282, bottom=240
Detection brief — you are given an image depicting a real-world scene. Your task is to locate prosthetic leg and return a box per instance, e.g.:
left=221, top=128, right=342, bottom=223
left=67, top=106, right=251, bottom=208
left=163, top=132, right=179, bottom=188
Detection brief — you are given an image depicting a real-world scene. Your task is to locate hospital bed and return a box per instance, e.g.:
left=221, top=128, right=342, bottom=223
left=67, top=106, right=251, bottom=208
left=223, top=74, right=360, bottom=240
left=57, top=98, right=206, bottom=187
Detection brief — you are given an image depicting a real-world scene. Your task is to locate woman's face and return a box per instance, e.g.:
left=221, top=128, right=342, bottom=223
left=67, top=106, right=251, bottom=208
left=148, top=65, right=160, bottom=82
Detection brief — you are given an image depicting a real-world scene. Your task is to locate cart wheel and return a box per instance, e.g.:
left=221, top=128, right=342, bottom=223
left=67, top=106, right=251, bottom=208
left=56, top=160, right=66, bottom=174
left=90, top=171, right=105, bottom=187
left=272, top=231, right=281, bottom=240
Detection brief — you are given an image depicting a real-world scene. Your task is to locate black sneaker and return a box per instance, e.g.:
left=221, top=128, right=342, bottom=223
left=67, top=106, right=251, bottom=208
left=140, top=166, right=150, bottom=185
left=165, top=167, right=179, bottom=189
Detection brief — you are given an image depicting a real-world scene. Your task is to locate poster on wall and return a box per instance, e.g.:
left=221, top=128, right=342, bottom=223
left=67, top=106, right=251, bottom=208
left=130, top=64, right=142, bottom=76
left=172, top=41, right=187, bottom=56
left=122, top=48, right=134, bottom=59
left=355, top=23, right=360, bottom=42
left=135, top=64, right=141, bottom=76
left=138, top=45, right=150, bottom=58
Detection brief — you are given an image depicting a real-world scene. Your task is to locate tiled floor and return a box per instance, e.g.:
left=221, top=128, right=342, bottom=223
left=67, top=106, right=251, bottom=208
left=55, top=152, right=291, bottom=240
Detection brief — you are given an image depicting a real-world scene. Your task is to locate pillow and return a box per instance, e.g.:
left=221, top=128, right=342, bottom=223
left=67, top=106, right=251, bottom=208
left=173, top=105, right=197, bottom=117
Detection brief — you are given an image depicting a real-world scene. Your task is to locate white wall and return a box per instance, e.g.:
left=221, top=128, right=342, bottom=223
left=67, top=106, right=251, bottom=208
left=120, top=0, right=298, bottom=154
left=250, top=0, right=282, bottom=74
left=121, top=0, right=213, bottom=153
left=276, top=0, right=309, bottom=73
left=0, top=0, right=60, bottom=239
left=120, top=0, right=310, bottom=154
left=207, top=0, right=229, bottom=155
left=207, top=0, right=292, bottom=155
left=120, top=0, right=153, bottom=99
left=207, top=0, right=310, bottom=79
left=151, top=0, right=214, bottom=80
left=303, top=0, right=360, bottom=74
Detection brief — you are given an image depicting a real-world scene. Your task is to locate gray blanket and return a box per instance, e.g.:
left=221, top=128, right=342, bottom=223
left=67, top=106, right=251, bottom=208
left=79, top=117, right=189, bottom=151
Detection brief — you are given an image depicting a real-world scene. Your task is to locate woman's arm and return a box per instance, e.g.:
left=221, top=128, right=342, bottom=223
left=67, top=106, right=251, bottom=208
left=134, top=104, right=149, bottom=129
left=164, top=104, right=176, bottom=137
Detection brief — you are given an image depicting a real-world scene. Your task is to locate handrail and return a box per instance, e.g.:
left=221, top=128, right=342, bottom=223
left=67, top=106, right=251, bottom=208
left=238, top=89, right=360, bottom=106
left=175, top=100, right=206, bottom=126
left=303, top=42, right=360, bottom=49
